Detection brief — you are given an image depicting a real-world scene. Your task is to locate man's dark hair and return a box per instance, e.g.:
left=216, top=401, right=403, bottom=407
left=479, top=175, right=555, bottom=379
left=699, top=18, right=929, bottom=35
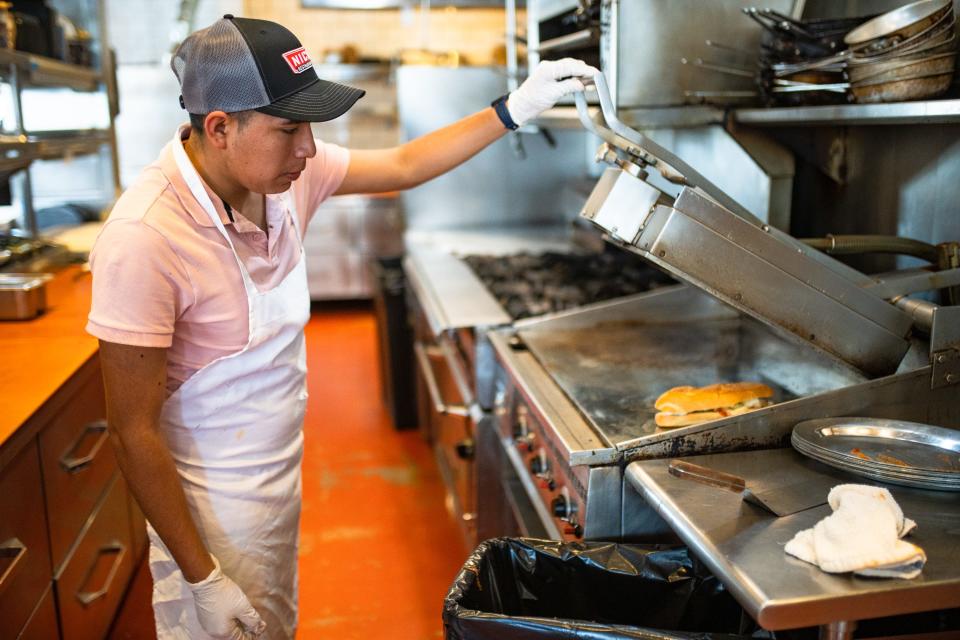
left=189, top=110, right=254, bottom=136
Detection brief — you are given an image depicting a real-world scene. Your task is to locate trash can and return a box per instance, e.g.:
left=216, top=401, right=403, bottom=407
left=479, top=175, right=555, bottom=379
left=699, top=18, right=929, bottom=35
left=443, top=538, right=755, bottom=640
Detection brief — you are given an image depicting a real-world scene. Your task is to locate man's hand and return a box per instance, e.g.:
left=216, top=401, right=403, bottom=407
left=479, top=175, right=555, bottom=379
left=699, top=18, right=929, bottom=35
left=507, top=58, right=599, bottom=127
left=188, top=555, right=267, bottom=639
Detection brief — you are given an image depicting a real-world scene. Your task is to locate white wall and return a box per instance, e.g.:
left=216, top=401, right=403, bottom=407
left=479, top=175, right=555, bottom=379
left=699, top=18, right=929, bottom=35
left=108, top=0, right=243, bottom=187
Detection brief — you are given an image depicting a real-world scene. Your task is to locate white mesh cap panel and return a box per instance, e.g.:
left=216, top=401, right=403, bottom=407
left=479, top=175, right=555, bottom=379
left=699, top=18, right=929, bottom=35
left=171, top=20, right=270, bottom=114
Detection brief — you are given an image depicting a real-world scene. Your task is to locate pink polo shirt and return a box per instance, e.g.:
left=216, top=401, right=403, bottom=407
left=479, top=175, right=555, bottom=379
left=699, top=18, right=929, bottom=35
left=87, top=125, right=350, bottom=394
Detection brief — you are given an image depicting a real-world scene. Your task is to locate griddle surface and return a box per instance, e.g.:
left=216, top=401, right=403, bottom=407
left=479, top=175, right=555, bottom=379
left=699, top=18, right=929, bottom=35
left=518, top=319, right=754, bottom=447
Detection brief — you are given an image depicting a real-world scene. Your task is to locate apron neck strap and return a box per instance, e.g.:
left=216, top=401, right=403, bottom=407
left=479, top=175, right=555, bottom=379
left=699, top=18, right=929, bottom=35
left=170, top=128, right=303, bottom=286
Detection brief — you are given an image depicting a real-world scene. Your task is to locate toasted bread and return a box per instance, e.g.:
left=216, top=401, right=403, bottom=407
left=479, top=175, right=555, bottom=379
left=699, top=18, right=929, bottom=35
left=654, top=400, right=770, bottom=428
left=654, top=382, right=773, bottom=415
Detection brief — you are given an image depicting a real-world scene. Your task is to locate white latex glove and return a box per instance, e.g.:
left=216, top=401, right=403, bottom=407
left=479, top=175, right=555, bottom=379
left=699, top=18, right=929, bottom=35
left=507, top=58, right=599, bottom=127
left=188, top=555, right=267, bottom=639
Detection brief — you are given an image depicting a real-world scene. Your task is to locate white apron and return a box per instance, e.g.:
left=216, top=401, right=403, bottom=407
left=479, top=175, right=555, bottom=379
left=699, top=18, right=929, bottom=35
left=147, top=131, right=310, bottom=640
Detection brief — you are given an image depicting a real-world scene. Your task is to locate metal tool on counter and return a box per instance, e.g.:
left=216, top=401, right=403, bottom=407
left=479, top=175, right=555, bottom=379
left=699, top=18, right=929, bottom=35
left=793, top=417, right=960, bottom=491
left=668, top=459, right=829, bottom=516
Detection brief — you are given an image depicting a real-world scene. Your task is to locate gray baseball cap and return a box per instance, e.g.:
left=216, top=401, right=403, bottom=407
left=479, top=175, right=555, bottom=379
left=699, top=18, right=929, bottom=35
left=172, top=15, right=365, bottom=122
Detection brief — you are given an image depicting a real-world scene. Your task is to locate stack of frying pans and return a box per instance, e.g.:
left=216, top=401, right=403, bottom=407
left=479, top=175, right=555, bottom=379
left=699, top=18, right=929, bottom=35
left=846, top=0, right=957, bottom=103
left=746, top=0, right=957, bottom=106
left=792, top=417, right=960, bottom=491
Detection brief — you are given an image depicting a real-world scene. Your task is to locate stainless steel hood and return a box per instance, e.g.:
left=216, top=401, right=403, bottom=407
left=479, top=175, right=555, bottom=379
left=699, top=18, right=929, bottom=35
left=573, top=75, right=922, bottom=378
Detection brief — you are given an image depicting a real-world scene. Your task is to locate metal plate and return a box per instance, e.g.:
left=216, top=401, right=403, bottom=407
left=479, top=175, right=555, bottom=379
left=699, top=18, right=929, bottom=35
left=792, top=418, right=960, bottom=490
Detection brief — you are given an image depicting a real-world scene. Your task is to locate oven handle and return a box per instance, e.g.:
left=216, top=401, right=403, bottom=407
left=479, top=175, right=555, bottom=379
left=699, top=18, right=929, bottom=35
left=414, top=342, right=470, bottom=417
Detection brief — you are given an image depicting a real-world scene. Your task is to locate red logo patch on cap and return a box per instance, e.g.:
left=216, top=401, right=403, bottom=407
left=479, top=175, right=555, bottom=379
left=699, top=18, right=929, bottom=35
left=282, top=47, right=313, bottom=74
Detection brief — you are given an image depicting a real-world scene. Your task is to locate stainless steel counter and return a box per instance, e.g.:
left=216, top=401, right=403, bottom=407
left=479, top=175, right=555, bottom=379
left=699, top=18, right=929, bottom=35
left=403, top=226, right=580, bottom=335
left=404, top=227, right=576, bottom=257
left=626, top=448, right=960, bottom=631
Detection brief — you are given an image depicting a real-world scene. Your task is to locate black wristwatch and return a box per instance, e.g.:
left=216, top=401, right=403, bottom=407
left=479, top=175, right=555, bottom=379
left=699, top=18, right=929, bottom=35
left=490, top=94, right=519, bottom=131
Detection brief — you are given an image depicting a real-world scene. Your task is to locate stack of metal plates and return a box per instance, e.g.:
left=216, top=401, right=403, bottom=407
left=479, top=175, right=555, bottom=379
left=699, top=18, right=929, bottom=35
left=792, top=418, right=960, bottom=491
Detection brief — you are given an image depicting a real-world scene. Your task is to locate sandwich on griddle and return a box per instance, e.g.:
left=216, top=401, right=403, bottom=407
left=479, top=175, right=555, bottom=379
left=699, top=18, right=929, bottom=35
left=654, top=382, right=774, bottom=428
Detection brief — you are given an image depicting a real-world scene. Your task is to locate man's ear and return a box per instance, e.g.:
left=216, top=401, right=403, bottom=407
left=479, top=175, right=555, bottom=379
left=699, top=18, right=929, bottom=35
left=204, top=111, right=229, bottom=149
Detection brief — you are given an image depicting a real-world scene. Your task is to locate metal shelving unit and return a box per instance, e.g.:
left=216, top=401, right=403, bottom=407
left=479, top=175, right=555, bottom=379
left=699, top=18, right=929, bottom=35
left=2, top=0, right=119, bottom=238
left=733, top=99, right=960, bottom=126
left=0, top=134, right=36, bottom=175
left=535, top=100, right=960, bottom=130
left=32, top=128, right=112, bottom=159
left=0, top=48, right=101, bottom=91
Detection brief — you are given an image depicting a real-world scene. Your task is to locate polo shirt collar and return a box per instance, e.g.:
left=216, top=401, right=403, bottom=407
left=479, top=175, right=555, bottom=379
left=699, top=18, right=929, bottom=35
left=160, top=124, right=286, bottom=229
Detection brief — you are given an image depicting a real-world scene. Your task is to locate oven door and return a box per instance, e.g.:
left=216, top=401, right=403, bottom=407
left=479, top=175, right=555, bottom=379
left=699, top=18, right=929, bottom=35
left=476, top=411, right=558, bottom=541
left=476, top=374, right=561, bottom=541
left=413, top=332, right=477, bottom=546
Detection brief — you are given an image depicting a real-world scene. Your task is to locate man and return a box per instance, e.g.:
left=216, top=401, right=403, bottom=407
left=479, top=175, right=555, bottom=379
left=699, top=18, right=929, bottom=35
left=88, top=14, right=596, bottom=640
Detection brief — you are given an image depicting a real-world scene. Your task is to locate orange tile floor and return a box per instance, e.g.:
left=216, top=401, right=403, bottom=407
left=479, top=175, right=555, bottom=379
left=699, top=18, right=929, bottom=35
left=109, top=305, right=468, bottom=639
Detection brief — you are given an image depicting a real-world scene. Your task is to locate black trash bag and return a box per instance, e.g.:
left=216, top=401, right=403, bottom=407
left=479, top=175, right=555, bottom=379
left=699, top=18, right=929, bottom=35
left=443, top=538, right=752, bottom=640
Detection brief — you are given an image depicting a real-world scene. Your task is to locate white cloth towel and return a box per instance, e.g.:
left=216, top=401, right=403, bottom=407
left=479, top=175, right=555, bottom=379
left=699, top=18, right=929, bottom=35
left=784, top=484, right=926, bottom=578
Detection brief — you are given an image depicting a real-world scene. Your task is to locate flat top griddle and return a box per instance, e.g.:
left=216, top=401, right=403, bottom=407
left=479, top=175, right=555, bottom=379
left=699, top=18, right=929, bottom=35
left=519, top=318, right=773, bottom=447
left=515, top=288, right=866, bottom=449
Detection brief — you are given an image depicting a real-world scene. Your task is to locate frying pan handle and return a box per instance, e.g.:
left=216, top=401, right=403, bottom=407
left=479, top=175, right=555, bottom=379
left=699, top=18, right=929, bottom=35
left=668, top=459, right=747, bottom=493
left=742, top=7, right=783, bottom=35
left=759, top=8, right=816, bottom=39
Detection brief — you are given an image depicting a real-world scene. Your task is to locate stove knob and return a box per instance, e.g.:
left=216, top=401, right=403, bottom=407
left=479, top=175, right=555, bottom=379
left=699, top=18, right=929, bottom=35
left=537, top=474, right=555, bottom=491
left=455, top=439, right=474, bottom=460
left=551, top=495, right=569, bottom=520
left=529, top=455, right=546, bottom=475
left=514, top=429, right=536, bottom=452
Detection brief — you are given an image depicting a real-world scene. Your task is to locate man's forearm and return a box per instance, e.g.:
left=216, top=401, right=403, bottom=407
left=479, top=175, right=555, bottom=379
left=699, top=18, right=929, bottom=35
left=336, top=107, right=507, bottom=194
left=111, top=423, right=214, bottom=583
left=396, top=106, right=507, bottom=189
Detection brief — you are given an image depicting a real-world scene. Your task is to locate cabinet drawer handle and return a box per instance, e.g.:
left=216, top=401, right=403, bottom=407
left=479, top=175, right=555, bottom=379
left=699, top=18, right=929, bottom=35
left=76, top=541, right=127, bottom=607
left=0, top=538, right=26, bottom=595
left=60, top=419, right=110, bottom=473
left=414, top=342, right=469, bottom=417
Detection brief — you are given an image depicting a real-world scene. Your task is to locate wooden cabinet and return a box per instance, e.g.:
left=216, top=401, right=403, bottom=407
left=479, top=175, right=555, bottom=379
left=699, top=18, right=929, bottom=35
left=0, top=354, right=145, bottom=639
left=0, top=441, right=52, bottom=639
left=39, top=369, right=115, bottom=570
left=56, top=474, right=134, bottom=640
left=17, top=587, right=58, bottom=640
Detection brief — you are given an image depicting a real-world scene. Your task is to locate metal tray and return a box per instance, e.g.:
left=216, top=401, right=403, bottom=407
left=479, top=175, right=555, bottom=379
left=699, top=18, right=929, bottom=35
left=792, top=417, right=960, bottom=490
left=0, top=273, right=52, bottom=320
